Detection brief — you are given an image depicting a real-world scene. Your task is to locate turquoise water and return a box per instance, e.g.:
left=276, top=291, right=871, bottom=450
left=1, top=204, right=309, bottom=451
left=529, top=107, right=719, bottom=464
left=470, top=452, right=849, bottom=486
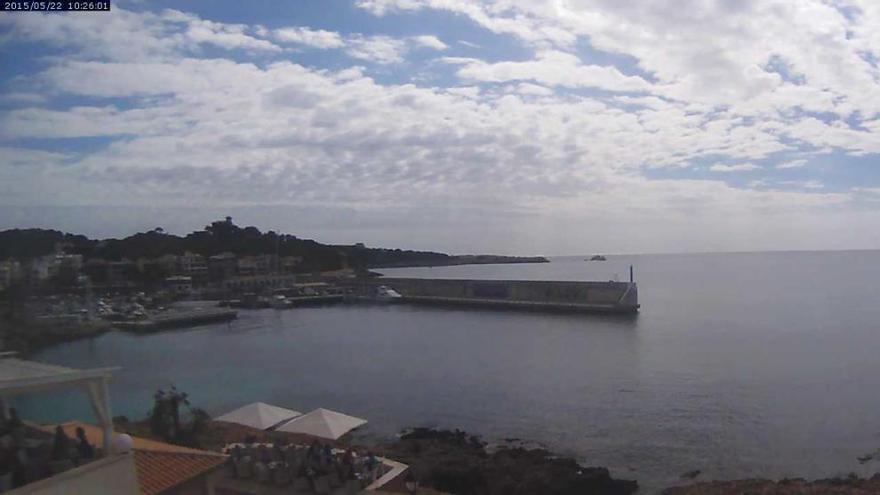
left=18, top=251, right=880, bottom=492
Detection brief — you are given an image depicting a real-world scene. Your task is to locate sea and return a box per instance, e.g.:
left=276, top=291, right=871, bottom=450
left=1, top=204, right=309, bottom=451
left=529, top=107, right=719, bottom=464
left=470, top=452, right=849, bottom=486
left=16, top=251, right=880, bottom=492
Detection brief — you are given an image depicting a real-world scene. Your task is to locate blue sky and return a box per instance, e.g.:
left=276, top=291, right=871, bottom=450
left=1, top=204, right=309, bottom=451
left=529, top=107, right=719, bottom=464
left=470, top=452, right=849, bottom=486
left=0, top=0, right=879, bottom=254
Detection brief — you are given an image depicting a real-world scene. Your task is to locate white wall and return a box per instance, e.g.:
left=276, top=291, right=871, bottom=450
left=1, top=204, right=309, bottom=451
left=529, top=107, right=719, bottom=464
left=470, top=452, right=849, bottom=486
left=11, top=453, right=140, bottom=495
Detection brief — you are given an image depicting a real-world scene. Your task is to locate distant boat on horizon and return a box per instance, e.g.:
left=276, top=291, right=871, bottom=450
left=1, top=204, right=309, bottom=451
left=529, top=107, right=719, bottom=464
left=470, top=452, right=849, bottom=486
left=587, top=255, right=607, bottom=261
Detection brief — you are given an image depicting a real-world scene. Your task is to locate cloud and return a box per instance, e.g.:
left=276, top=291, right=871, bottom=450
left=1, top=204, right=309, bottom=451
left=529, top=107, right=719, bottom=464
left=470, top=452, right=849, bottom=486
left=354, top=0, right=424, bottom=16
left=780, top=180, right=824, bottom=189
left=356, top=0, right=880, bottom=118
left=709, top=163, right=761, bottom=173
left=445, top=51, right=653, bottom=92
left=513, top=83, right=553, bottom=96
left=0, top=7, right=280, bottom=60
left=177, top=15, right=280, bottom=52
left=775, top=159, right=808, bottom=169
left=412, top=35, right=448, bottom=50
left=268, top=27, right=445, bottom=61
left=344, top=35, right=408, bottom=64
left=1, top=2, right=880, bottom=252
left=272, top=26, right=345, bottom=49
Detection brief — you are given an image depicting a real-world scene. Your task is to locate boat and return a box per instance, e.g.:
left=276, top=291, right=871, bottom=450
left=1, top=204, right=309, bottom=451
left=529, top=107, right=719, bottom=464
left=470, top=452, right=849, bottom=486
left=588, top=255, right=607, bottom=261
left=375, top=285, right=403, bottom=301
left=271, top=295, right=293, bottom=309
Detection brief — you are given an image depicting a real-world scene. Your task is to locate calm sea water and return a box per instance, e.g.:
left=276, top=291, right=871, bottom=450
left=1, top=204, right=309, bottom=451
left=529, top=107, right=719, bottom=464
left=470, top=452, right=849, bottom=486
left=18, top=251, right=880, bottom=492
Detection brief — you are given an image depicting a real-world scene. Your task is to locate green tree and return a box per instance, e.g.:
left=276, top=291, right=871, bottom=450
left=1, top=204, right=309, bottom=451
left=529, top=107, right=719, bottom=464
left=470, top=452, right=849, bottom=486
left=148, top=386, right=208, bottom=446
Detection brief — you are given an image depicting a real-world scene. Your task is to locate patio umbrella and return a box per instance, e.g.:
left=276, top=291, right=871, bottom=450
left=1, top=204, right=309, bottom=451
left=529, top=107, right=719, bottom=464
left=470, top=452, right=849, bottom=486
left=275, top=408, right=367, bottom=440
left=213, top=402, right=302, bottom=430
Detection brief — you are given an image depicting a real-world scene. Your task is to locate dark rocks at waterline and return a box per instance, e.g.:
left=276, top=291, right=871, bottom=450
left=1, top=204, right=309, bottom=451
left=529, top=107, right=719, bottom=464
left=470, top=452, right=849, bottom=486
left=663, top=474, right=880, bottom=494
left=383, top=428, right=638, bottom=495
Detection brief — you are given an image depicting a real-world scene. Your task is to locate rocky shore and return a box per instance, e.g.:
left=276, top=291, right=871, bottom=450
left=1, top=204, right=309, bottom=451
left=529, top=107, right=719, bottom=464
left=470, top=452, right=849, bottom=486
left=663, top=474, right=880, bottom=494
left=379, top=428, right=638, bottom=495
left=115, top=418, right=637, bottom=495
left=103, top=413, right=880, bottom=494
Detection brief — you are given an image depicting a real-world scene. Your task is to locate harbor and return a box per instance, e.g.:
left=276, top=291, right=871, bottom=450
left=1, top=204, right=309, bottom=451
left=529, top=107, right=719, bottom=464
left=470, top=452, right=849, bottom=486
left=15, top=251, right=880, bottom=493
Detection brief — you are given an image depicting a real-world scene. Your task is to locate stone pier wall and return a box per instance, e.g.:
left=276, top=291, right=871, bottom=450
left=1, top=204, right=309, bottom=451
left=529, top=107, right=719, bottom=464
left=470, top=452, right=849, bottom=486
left=370, top=278, right=639, bottom=311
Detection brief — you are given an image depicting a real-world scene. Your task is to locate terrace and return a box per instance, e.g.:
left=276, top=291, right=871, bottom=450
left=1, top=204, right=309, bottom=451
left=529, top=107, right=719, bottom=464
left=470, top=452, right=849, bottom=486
left=210, top=441, right=410, bottom=495
left=0, top=353, right=138, bottom=494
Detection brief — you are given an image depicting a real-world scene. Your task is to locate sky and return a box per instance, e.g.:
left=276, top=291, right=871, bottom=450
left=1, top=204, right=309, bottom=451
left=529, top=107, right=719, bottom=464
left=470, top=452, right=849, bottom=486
left=0, top=0, right=879, bottom=255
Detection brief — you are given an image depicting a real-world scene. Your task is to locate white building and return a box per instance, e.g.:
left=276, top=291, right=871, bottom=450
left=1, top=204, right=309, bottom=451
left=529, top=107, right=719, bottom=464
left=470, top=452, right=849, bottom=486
left=0, top=354, right=139, bottom=495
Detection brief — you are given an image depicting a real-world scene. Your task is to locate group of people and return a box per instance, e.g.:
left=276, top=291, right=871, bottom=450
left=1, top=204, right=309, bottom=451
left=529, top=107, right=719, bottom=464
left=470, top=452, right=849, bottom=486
left=0, top=408, right=94, bottom=490
left=303, top=440, right=381, bottom=485
left=228, top=438, right=382, bottom=490
left=51, top=425, right=95, bottom=464
left=0, top=408, right=25, bottom=489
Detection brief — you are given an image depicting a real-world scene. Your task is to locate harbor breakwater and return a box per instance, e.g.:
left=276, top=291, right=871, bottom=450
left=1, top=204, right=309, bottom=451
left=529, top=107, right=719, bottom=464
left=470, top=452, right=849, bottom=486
left=365, top=277, right=640, bottom=313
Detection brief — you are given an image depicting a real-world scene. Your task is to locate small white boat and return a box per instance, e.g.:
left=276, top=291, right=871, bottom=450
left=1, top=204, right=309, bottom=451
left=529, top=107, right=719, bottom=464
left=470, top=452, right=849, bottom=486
left=271, top=295, right=293, bottom=309
left=375, top=285, right=403, bottom=301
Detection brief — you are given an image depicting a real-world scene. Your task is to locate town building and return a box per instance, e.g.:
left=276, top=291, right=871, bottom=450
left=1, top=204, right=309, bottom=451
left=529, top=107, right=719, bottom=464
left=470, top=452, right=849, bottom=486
left=236, top=255, right=277, bottom=277
left=0, top=260, right=22, bottom=289
left=222, top=274, right=297, bottom=293
left=165, top=276, right=193, bottom=295
left=178, top=252, right=208, bottom=285
left=207, top=252, right=237, bottom=283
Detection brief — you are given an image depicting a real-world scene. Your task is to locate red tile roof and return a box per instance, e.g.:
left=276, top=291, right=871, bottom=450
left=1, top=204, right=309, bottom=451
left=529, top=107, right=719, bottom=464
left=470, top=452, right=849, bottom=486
left=134, top=449, right=225, bottom=495
left=47, top=421, right=226, bottom=495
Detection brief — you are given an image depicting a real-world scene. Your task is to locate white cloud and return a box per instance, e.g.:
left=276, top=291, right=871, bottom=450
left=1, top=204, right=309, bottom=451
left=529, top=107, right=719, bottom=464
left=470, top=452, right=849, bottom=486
left=357, top=0, right=880, bottom=118
left=272, top=26, right=345, bottom=49
left=2, top=3, right=880, bottom=252
left=0, top=7, right=280, bottom=60
left=780, top=180, right=824, bottom=189
left=709, top=163, right=761, bottom=173
left=179, top=16, right=280, bottom=52
left=412, top=35, right=448, bottom=50
left=345, top=35, right=408, bottom=64
left=355, top=0, right=429, bottom=16
left=445, top=51, right=652, bottom=92
left=775, top=159, right=808, bottom=169
left=513, top=83, right=554, bottom=96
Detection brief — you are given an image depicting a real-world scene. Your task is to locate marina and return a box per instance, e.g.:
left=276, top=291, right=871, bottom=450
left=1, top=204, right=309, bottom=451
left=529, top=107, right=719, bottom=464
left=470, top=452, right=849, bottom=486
left=15, top=251, right=880, bottom=492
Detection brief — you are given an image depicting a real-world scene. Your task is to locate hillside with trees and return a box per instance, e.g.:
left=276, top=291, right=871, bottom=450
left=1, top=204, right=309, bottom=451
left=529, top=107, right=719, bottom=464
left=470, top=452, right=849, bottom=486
left=0, top=217, right=546, bottom=271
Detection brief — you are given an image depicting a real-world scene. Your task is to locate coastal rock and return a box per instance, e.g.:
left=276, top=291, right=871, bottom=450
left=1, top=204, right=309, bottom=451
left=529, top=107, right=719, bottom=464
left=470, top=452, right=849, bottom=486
left=384, top=428, right=638, bottom=495
left=663, top=474, right=880, bottom=494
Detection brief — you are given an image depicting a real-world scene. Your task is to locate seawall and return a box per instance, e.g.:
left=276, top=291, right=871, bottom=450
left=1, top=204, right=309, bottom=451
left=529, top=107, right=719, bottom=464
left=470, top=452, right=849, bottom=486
left=366, top=278, right=639, bottom=313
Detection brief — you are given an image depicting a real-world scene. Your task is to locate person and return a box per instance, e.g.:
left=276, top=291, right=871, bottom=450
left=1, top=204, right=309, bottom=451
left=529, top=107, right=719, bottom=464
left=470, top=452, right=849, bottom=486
left=231, top=445, right=243, bottom=460
left=320, top=443, right=334, bottom=473
left=306, top=440, right=321, bottom=466
left=51, top=426, right=71, bottom=461
left=4, top=409, right=21, bottom=431
left=5, top=410, right=24, bottom=448
left=365, top=451, right=380, bottom=482
left=271, top=443, right=284, bottom=464
left=340, top=447, right=355, bottom=480
left=75, top=427, right=94, bottom=460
